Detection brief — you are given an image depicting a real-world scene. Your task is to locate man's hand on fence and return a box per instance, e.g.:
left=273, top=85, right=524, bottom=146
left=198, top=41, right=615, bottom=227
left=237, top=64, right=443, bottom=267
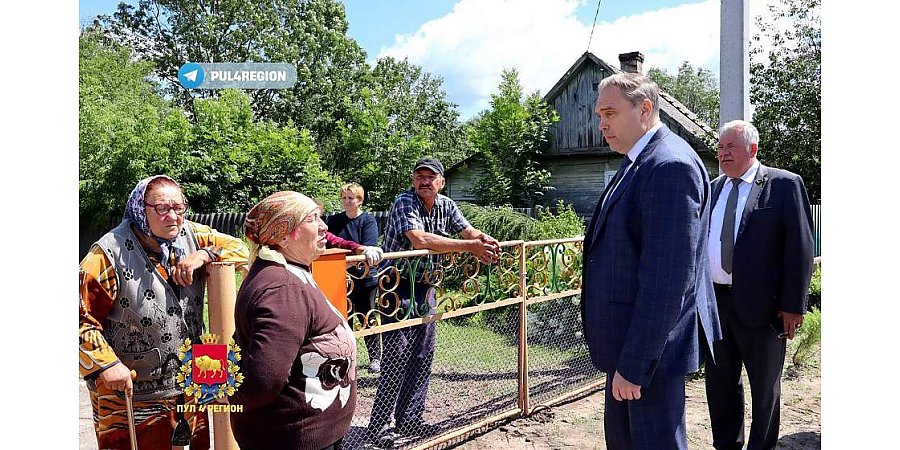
left=470, top=239, right=500, bottom=264
left=478, top=233, right=500, bottom=247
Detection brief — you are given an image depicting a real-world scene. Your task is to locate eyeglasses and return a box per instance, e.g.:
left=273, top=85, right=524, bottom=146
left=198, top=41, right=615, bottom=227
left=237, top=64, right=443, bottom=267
left=145, top=202, right=188, bottom=216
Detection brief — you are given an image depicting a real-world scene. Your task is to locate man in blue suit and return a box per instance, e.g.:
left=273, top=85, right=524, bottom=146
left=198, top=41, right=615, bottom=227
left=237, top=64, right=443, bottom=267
left=580, top=72, right=721, bottom=450
left=704, top=120, right=815, bottom=450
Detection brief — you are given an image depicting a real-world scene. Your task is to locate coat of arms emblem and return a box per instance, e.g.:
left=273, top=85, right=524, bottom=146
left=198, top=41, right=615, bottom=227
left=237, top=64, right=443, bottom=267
left=177, top=333, right=243, bottom=404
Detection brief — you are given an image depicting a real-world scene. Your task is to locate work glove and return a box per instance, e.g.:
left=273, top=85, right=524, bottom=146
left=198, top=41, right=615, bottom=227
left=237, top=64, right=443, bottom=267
left=362, top=246, right=384, bottom=266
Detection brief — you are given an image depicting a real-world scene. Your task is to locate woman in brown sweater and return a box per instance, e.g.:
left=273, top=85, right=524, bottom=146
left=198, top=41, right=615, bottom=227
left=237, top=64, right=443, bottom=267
left=230, top=191, right=357, bottom=450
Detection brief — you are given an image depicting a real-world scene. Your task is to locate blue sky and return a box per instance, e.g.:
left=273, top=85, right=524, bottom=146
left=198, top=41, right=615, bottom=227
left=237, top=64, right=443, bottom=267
left=79, top=0, right=777, bottom=119
left=79, top=1, right=697, bottom=43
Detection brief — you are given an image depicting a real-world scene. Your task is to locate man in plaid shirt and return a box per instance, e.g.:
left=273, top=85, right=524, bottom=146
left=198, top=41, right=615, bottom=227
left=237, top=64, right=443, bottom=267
left=368, top=157, right=500, bottom=446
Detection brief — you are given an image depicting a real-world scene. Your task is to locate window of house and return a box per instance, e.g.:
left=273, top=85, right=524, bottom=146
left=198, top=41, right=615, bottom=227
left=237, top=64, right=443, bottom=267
left=604, top=170, right=617, bottom=187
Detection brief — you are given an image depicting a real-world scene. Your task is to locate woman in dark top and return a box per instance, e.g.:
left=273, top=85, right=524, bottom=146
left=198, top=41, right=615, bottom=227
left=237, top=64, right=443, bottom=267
left=325, top=182, right=383, bottom=373
left=231, top=191, right=357, bottom=450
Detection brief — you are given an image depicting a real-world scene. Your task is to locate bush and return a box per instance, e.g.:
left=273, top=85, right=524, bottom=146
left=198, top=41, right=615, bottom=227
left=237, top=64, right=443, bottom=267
left=456, top=203, right=537, bottom=242
left=80, top=30, right=343, bottom=223
left=807, top=264, right=821, bottom=311
left=79, top=29, right=188, bottom=227
left=528, top=201, right=585, bottom=241
left=790, top=307, right=821, bottom=366
left=456, top=200, right=585, bottom=242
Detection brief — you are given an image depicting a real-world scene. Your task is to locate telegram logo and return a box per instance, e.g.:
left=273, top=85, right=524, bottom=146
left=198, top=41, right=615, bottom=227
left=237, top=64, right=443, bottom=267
left=178, top=63, right=205, bottom=89
left=176, top=63, right=296, bottom=89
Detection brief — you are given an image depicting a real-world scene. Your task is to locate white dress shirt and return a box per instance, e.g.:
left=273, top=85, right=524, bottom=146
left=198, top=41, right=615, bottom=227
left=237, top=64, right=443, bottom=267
left=708, top=160, right=760, bottom=285
left=602, top=122, right=662, bottom=207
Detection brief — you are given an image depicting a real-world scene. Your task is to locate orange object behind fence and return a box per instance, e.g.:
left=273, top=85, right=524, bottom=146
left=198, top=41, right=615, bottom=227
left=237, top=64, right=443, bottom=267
left=310, top=248, right=351, bottom=319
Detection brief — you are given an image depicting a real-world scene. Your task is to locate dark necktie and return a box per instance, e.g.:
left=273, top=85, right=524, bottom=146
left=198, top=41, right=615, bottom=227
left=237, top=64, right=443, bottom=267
left=588, top=155, right=634, bottom=246
left=721, top=178, right=741, bottom=274
left=602, top=155, right=632, bottom=208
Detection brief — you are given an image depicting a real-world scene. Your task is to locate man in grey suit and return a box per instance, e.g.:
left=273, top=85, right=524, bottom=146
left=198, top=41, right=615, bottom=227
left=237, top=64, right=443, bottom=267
left=704, top=120, right=815, bottom=450
left=581, top=72, right=721, bottom=450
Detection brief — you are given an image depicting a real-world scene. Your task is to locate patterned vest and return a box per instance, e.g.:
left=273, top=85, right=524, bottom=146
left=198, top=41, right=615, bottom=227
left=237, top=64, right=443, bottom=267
left=94, top=220, right=206, bottom=401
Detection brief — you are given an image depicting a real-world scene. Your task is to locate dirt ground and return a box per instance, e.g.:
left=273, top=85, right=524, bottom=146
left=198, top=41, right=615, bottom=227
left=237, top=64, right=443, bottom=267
left=79, top=350, right=819, bottom=449
left=450, top=359, right=821, bottom=449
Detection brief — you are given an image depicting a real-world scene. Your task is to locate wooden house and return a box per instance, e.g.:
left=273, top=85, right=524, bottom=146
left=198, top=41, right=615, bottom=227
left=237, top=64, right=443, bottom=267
left=445, top=51, right=720, bottom=216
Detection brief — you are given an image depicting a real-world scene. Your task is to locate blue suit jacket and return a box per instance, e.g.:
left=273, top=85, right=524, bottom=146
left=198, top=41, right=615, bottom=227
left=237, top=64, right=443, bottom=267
left=710, top=165, right=815, bottom=327
left=580, top=124, right=721, bottom=387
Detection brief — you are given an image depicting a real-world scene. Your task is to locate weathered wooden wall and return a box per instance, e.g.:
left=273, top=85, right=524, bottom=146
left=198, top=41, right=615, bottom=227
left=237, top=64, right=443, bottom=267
left=547, top=64, right=614, bottom=154
left=444, top=157, right=486, bottom=203
left=540, top=153, right=718, bottom=216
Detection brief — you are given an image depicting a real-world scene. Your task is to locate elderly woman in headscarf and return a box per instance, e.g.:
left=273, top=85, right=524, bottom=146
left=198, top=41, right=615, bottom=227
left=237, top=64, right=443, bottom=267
left=79, top=175, right=249, bottom=449
left=230, top=191, right=357, bottom=450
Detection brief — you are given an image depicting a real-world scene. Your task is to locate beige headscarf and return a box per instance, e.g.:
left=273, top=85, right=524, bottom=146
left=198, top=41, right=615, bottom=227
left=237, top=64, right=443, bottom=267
left=245, top=191, right=318, bottom=264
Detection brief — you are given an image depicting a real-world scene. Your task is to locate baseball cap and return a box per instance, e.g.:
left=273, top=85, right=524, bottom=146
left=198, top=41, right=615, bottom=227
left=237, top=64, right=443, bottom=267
left=413, top=157, right=444, bottom=176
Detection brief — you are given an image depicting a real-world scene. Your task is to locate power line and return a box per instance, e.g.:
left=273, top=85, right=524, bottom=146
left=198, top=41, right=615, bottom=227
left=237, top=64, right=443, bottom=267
left=586, top=0, right=603, bottom=52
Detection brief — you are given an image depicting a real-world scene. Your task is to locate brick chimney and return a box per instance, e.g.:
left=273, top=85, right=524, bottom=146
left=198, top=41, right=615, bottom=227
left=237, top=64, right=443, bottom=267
left=618, top=51, right=645, bottom=74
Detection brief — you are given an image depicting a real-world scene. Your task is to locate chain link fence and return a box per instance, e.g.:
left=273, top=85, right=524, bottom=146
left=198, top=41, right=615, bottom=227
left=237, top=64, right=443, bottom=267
left=522, top=239, right=602, bottom=414
left=525, top=295, right=603, bottom=408
left=336, top=238, right=598, bottom=449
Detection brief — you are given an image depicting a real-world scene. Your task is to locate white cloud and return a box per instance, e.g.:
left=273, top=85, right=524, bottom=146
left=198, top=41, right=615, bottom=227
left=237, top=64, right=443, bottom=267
left=587, top=1, right=719, bottom=77
left=380, top=0, right=779, bottom=120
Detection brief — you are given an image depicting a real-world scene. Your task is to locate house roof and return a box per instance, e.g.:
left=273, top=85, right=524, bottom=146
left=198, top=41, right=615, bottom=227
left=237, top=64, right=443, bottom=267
left=447, top=51, right=716, bottom=174
left=543, top=51, right=715, bottom=151
left=543, top=52, right=616, bottom=105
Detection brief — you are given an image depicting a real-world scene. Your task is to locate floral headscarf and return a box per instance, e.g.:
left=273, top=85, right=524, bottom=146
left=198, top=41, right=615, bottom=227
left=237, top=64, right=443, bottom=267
left=123, top=175, right=181, bottom=236
left=123, top=175, right=185, bottom=272
left=245, top=191, right=318, bottom=264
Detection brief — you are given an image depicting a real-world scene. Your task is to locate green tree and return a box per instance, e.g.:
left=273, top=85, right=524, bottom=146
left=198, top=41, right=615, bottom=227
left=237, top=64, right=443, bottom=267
left=184, top=89, right=342, bottom=213
left=80, top=29, right=341, bottom=224
left=751, top=0, right=821, bottom=202
left=79, top=28, right=191, bottom=227
left=98, top=0, right=367, bottom=158
left=467, top=69, right=559, bottom=207
left=648, top=61, right=720, bottom=129
left=367, top=58, right=469, bottom=171
left=334, top=57, right=469, bottom=209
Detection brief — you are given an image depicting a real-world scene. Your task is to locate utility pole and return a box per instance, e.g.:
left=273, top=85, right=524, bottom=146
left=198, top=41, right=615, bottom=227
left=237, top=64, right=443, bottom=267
left=719, top=0, right=751, bottom=128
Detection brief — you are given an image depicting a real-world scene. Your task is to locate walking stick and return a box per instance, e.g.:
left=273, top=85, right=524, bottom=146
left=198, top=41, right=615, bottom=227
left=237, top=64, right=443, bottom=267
left=125, top=370, right=138, bottom=450
left=171, top=393, right=191, bottom=450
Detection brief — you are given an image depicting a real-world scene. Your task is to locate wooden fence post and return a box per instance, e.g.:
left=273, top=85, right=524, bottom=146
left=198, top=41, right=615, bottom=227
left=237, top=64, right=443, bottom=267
left=517, top=242, right=530, bottom=416
left=207, top=262, right=239, bottom=450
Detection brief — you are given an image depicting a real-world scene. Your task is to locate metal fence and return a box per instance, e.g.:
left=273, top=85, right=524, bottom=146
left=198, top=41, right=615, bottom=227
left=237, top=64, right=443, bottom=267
left=811, top=203, right=821, bottom=257
left=339, top=237, right=600, bottom=449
